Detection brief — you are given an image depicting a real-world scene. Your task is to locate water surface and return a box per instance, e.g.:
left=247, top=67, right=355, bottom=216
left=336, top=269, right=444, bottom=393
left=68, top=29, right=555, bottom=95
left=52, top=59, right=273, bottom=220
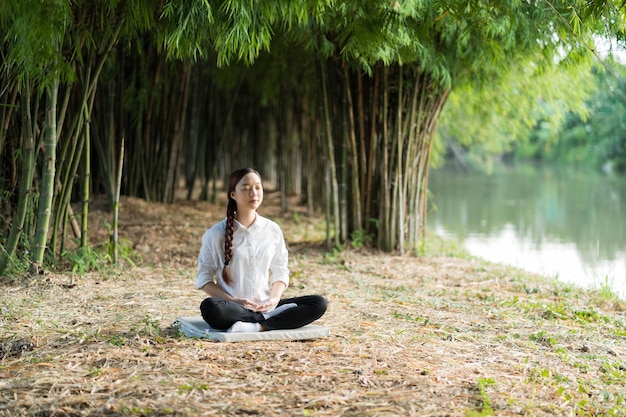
left=427, top=164, right=626, bottom=298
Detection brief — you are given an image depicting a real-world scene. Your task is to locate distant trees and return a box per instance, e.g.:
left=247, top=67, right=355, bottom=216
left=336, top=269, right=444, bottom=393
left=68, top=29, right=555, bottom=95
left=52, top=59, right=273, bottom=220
left=435, top=51, right=599, bottom=171
left=570, top=61, right=626, bottom=173
left=437, top=54, right=626, bottom=174
left=1, top=0, right=624, bottom=275
left=520, top=59, right=626, bottom=173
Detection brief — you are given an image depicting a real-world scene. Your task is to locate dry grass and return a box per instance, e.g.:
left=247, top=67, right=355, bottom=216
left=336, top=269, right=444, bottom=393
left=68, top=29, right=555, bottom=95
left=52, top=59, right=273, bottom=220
left=2, top=193, right=626, bottom=416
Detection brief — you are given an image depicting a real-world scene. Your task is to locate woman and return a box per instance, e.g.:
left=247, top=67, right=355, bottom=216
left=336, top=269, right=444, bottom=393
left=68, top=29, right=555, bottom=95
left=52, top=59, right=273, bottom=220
left=196, top=168, right=327, bottom=333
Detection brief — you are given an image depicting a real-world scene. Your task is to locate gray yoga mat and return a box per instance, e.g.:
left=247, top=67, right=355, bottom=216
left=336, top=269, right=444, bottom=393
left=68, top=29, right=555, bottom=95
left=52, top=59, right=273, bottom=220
left=173, top=316, right=330, bottom=342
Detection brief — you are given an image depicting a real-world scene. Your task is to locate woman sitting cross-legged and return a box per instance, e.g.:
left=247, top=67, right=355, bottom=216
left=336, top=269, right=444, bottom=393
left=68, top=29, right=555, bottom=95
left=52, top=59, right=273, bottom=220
left=196, top=167, right=327, bottom=333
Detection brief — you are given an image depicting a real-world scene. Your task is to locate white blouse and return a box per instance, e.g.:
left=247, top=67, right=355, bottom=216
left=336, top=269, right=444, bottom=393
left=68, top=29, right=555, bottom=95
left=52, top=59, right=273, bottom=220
left=195, top=215, right=289, bottom=304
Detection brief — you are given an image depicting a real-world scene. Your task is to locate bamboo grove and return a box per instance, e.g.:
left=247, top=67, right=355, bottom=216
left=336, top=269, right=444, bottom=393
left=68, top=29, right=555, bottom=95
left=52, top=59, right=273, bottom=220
left=1, top=0, right=624, bottom=275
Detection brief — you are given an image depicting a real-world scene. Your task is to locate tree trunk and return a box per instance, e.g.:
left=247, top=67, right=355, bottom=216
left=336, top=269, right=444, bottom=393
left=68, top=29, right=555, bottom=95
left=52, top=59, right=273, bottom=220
left=184, top=65, right=203, bottom=200
left=165, top=64, right=191, bottom=203
left=343, top=62, right=362, bottom=233
left=379, top=66, right=390, bottom=250
left=365, top=67, right=379, bottom=228
left=339, top=88, right=348, bottom=243
left=396, top=67, right=404, bottom=255
left=112, top=136, right=124, bottom=265
left=0, top=82, right=36, bottom=276
left=31, top=77, right=59, bottom=273
left=0, top=84, right=19, bottom=157
left=320, top=60, right=340, bottom=247
left=80, top=100, right=91, bottom=248
left=405, top=70, right=421, bottom=249
left=51, top=83, right=87, bottom=257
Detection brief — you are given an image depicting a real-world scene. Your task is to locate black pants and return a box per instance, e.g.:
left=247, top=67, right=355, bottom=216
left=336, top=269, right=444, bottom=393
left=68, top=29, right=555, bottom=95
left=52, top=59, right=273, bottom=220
left=200, top=295, right=327, bottom=331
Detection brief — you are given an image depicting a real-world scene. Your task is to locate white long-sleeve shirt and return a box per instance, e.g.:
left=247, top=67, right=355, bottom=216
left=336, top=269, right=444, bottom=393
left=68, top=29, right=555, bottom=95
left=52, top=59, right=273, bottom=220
left=195, top=215, right=289, bottom=304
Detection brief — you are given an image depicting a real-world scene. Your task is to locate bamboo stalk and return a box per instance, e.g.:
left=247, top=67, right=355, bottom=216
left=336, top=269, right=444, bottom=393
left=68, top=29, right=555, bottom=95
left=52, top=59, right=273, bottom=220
left=397, top=66, right=404, bottom=255
left=320, top=59, right=340, bottom=247
left=56, top=83, right=72, bottom=144
left=388, top=68, right=400, bottom=252
left=0, top=84, right=19, bottom=155
left=356, top=69, right=367, bottom=212
left=301, top=94, right=315, bottom=216
left=343, top=62, right=362, bottom=232
left=80, top=100, right=91, bottom=248
left=165, top=64, right=191, bottom=203
left=279, top=94, right=288, bottom=213
left=155, top=67, right=171, bottom=202
left=406, top=72, right=421, bottom=248
left=58, top=123, right=86, bottom=255
left=340, top=105, right=347, bottom=242
left=365, top=67, right=379, bottom=228
left=51, top=73, right=88, bottom=257
left=140, top=50, right=165, bottom=202
left=412, top=71, right=429, bottom=247
left=112, top=135, right=124, bottom=265
left=418, top=89, right=450, bottom=244
left=185, top=65, right=202, bottom=200
left=0, top=81, right=35, bottom=276
left=380, top=66, right=390, bottom=251
left=31, top=76, right=59, bottom=273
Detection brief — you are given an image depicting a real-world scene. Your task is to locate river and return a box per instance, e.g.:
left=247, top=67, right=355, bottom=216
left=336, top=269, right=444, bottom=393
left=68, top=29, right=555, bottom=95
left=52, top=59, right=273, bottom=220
left=427, top=163, right=626, bottom=298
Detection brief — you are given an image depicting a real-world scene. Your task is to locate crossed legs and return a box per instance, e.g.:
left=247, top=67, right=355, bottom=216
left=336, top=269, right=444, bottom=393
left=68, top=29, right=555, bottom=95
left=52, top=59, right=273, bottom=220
left=200, top=295, right=327, bottom=332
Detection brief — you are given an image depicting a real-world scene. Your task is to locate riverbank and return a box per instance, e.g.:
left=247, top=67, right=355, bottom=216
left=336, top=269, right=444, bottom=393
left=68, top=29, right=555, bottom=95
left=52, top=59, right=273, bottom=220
left=428, top=163, right=626, bottom=299
left=1, top=196, right=625, bottom=416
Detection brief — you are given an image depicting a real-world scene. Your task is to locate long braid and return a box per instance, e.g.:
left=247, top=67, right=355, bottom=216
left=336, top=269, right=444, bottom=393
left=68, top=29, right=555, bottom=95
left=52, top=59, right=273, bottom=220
left=222, top=168, right=261, bottom=286
left=222, top=198, right=236, bottom=286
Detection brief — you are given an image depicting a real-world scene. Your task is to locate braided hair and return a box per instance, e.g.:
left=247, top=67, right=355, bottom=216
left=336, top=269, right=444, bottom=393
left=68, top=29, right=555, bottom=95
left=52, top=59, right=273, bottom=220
left=222, top=168, right=261, bottom=286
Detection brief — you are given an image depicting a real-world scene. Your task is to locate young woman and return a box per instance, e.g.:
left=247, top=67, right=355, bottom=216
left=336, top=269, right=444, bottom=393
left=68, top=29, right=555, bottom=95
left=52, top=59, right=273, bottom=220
left=196, top=168, right=327, bottom=333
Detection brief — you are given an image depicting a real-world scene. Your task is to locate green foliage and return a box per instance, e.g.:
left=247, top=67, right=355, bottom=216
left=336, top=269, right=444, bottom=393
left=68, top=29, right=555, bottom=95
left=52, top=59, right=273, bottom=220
left=530, top=330, right=557, bottom=346
left=417, top=231, right=470, bottom=258
left=0, top=245, right=31, bottom=280
left=594, top=275, right=620, bottom=301
left=349, top=226, right=375, bottom=249
left=0, top=0, right=75, bottom=87
left=323, top=245, right=345, bottom=264
left=58, top=234, right=139, bottom=276
left=106, top=237, right=141, bottom=269
left=392, top=311, right=429, bottom=325
left=178, top=381, right=208, bottom=395
left=599, top=361, right=626, bottom=385
left=61, top=245, right=111, bottom=276
left=466, top=377, right=496, bottom=416
left=160, top=0, right=214, bottom=61
left=133, top=316, right=162, bottom=339
left=436, top=52, right=597, bottom=169
left=161, top=0, right=326, bottom=65
left=526, top=58, right=626, bottom=172
left=101, top=222, right=141, bottom=268
left=108, top=334, right=126, bottom=347
left=0, top=197, right=36, bottom=278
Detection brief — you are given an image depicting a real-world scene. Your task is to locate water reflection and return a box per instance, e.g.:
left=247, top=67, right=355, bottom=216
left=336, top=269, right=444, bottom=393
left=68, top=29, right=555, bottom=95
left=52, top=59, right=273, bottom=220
left=427, top=164, right=626, bottom=297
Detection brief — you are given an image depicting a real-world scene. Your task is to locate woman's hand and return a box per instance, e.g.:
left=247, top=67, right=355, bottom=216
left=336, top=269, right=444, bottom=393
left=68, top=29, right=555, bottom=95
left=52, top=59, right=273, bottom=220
left=234, top=298, right=263, bottom=311
left=255, top=281, right=286, bottom=312
left=235, top=297, right=277, bottom=313
left=256, top=297, right=280, bottom=313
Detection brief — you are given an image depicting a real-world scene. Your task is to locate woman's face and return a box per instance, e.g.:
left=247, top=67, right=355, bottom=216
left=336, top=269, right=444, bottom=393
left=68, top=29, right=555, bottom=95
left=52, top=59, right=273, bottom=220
left=230, top=172, right=263, bottom=212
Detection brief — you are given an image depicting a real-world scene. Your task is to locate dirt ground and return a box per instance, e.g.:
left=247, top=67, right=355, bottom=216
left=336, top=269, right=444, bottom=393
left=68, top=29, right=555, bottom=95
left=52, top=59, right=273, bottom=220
left=1, top=192, right=626, bottom=416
